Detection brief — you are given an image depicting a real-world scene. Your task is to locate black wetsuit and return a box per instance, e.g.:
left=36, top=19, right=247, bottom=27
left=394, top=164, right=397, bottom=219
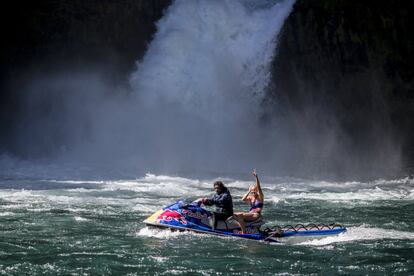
left=204, top=188, right=233, bottom=229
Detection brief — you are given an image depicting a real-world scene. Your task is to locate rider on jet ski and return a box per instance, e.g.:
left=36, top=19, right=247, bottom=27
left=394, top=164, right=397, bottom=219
left=200, top=181, right=233, bottom=230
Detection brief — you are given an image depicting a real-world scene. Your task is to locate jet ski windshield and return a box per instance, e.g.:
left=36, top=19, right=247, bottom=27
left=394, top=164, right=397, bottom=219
left=163, top=198, right=200, bottom=210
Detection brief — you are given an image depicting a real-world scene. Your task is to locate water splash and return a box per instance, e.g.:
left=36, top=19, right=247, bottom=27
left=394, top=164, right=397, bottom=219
left=131, top=0, right=294, bottom=117
left=298, top=226, right=414, bottom=246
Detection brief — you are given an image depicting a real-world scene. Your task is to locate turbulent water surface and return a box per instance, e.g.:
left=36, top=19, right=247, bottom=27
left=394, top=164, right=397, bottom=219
left=1, top=168, right=413, bottom=275
left=2, top=0, right=413, bottom=274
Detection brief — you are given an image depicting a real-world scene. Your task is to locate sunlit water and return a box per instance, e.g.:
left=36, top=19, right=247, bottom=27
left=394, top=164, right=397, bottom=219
left=3, top=0, right=412, bottom=274
left=1, top=170, right=413, bottom=275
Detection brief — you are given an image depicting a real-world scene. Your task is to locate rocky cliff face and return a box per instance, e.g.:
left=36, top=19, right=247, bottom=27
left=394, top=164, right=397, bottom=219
left=0, top=0, right=172, bottom=153
left=1, top=0, right=171, bottom=79
left=268, top=0, right=414, bottom=176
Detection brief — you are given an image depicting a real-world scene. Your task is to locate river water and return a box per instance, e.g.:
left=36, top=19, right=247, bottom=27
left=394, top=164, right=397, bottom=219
left=1, top=170, right=413, bottom=275
left=2, top=0, right=413, bottom=274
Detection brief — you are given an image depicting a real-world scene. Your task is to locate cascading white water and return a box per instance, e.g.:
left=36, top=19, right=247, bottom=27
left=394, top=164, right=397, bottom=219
left=131, top=0, right=294, bottom=117
left=127, top=0, right=295, bottom=173
left=131, top=0, right=293, bottom=115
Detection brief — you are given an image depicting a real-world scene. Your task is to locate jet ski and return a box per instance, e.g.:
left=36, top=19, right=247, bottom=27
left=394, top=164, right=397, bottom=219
left=143, top=199, right=347, bottom=243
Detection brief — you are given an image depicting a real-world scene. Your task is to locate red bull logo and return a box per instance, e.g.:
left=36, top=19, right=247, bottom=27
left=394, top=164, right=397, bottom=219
left=181, top=209, right=208, bottom=220
left=158, top=210, right=187, bottom=225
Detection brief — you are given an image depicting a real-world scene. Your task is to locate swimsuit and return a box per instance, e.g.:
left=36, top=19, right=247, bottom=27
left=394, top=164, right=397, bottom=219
left=249, top=199, right=264, bottom=214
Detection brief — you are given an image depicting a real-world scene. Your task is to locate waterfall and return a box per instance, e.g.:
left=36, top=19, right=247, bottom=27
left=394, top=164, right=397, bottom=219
left=127, top=0, right=295, bottom=173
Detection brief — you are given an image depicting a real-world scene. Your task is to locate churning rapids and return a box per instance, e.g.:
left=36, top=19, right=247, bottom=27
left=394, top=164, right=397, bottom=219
left=1, top=171, right=414, bottom=274
left=1, top=0, right=414, bottom=274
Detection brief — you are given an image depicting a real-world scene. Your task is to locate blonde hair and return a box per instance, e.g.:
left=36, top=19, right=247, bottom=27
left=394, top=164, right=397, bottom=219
left=250, top=185, right=258, bottom=193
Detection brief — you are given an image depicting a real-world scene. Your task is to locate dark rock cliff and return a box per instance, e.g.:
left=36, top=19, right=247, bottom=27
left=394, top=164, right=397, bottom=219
left=1, top=0, right=171, bottom=80
left=0, top=0, right=172, bottom=153
left=269, top=0, right=414, bottom=176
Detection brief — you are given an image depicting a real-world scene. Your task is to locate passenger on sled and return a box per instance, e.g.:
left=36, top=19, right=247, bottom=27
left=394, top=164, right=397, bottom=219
left=230, top=169, right=264, bottom=234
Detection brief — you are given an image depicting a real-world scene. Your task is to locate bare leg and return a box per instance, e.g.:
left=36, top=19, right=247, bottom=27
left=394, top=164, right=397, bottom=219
left=238, top=212, right=261, bottom=234
left=238, top=217, right=247, bottom=234
left=231, top=213, right=247, bottom=234
left=242, top=212, right=261, bottom=222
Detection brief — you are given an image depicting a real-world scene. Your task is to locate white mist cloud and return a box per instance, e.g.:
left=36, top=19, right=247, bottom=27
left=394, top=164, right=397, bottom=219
left=126, top=0, right=295, bottom=173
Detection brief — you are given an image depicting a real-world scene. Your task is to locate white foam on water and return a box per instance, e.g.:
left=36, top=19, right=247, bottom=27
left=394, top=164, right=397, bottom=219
left=0, top=212, right=14, bottom=216
left=0, top=188, right=126, bottom=206
left=48, top=180, right=105, bottom=184
left=266, top=187, right=413, bottom=203
left=1, top=173, right=413, bottom=220
left=136, top=227, right=194, bottom=239
left=1, top=204, right=31, bottom=210
left=26, top=208, right=52, bottom=213
left=132, top=204, right=161, bottom=215
left=149, top=256, right=169, bottom=263
left=143, top=173, right=199, bottom=184
left=74, top=216, right=89, bottom=222
left=57, top=252, right=123, bottom=257
left=260, top=176, right=414, bottom=203
left=298, top=226, right=414, bottom=246
left=103, top=180, right=206, bottom=198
